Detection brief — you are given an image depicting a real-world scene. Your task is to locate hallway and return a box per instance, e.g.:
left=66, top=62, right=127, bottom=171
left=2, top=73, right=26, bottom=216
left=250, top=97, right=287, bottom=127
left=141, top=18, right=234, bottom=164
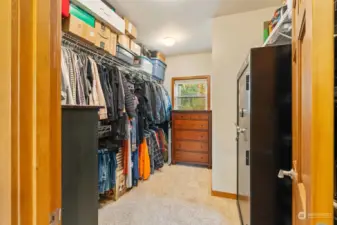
left=99, top=165, right=240, bottom=225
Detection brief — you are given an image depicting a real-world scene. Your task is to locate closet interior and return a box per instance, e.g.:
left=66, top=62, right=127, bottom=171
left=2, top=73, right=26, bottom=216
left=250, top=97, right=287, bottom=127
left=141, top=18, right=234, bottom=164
left=60, top=2, right=172, bottom=224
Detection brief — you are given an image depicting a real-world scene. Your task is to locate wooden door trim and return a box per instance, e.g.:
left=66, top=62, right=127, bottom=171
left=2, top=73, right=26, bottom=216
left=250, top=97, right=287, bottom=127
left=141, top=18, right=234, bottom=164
left=292, top=0, right=334, bottom=224
left=0, top=0, right=62, bottom=224
left=171, top=75, right=211, bottom=110
left=309, top=0, right=334, bottom=222
left=0, top=0, right=13, bottom=224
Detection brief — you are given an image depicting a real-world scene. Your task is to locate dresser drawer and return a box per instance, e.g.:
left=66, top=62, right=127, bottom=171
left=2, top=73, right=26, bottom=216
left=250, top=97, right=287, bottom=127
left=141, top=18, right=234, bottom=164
left=175, top=130, right=208, bottom=142
left=175, top=141, right=208, bottom=153
left=190, top=113, right=209, bottom=120
left=173, top=113, right=190, bottom=120
left=175, top=151, right=208, bottom=164
left=174, top=120, right=208, bottom=130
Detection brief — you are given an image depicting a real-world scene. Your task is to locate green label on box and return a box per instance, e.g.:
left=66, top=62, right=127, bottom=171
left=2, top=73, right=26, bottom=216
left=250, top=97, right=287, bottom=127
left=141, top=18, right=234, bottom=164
left=70, top=3, right=95, bottom=27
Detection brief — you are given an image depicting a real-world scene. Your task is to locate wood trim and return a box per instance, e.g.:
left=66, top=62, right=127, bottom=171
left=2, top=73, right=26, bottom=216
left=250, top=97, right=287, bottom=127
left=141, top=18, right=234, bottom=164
left=11, top=0, right=19, bottom=224
left=19, top=0, right=35, bottom=223
left=208, top=112, right=212, bottom=169
left=50, top=0, right=62, bottom=219
left=292, top=1, right=334, bottom=224
left=0, top=0, right=62, bottom=224
left=211, top=190, right=237, bottom=200
left=237, top=195, right=249, bottom=201
left=171, top=75, right=211, bottom=110
left=0, top=0, right=13, bottom=224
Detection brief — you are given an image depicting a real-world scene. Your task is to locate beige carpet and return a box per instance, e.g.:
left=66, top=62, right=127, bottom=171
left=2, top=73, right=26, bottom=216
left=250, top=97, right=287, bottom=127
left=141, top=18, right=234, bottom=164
left=99, top=164, right=240, bottom=225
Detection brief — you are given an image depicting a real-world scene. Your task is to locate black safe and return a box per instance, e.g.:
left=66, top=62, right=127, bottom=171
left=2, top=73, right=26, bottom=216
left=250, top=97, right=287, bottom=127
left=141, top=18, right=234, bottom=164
left=236, top=45, right=292, bottom=225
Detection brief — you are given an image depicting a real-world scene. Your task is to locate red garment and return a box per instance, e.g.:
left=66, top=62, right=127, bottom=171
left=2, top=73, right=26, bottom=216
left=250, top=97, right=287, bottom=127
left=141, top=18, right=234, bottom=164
left=123, top=140, right=128, bottom=175
left=62, top=0, right=70, bottom=17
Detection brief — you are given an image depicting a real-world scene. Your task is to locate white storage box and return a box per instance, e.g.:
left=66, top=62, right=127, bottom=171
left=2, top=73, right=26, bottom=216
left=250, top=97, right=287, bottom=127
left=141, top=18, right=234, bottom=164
left=72, top=0, right=125, bottom=34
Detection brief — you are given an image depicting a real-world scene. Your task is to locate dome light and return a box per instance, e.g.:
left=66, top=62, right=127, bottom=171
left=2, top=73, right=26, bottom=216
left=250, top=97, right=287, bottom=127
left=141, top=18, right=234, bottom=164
left=163, top=37, right=176, bottom=47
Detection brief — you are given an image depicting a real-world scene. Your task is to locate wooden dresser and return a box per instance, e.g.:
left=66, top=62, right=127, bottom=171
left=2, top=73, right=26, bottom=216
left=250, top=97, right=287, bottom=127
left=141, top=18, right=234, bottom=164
left=172, top=110, right=212, bottom=168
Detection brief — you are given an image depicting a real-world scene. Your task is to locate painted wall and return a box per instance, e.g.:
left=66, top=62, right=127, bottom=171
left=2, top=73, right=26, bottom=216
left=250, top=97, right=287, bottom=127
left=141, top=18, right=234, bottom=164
left=164, top=52, right=212, bottom=97
left=212, top=7, right=276, bottom=194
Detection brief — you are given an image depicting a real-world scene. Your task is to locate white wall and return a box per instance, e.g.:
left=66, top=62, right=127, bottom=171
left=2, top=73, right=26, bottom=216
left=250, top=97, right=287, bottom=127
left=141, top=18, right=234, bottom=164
left=164, top=52, right=212, bottom=97
left=212, top=7, right=275, bottom=194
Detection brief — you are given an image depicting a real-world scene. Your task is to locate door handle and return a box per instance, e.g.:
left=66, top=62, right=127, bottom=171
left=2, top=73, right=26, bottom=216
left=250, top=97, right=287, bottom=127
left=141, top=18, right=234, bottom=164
left=278, top=169, right=297, bottom=180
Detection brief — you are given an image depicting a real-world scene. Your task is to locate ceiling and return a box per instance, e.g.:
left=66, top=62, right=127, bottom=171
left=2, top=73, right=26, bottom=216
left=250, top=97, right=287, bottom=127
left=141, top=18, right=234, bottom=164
left=107, top=0, right=280, bottom=56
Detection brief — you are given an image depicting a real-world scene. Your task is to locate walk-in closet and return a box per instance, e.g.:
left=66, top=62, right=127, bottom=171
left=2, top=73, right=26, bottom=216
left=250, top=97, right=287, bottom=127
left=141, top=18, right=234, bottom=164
left=3, top=0, right=335, bottom=225
left=60, top=2, right=171, bottom=223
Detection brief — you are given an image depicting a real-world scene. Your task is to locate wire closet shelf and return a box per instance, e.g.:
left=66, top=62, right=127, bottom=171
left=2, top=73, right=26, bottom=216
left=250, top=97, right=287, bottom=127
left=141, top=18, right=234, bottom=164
left=61, top=32, right=156, bottom=82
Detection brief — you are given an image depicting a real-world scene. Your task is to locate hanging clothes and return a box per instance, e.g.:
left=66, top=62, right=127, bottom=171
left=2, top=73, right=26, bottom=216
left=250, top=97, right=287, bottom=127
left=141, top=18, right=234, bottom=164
left=139, top=138, right=150, bottom=180
left=88, top=57, right=108, bottom=119
left=98, top=149, right=117, bottom=194
left=61, top=48, right=74, bottom=105
left=126, top=134, right=132, bottom=188
left=61, top=47, right=108, bottom=119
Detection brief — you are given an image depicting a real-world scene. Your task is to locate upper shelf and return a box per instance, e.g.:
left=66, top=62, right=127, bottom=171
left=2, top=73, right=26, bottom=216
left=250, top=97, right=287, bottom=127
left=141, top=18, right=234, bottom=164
left=263, top=9, right=292, bottom=47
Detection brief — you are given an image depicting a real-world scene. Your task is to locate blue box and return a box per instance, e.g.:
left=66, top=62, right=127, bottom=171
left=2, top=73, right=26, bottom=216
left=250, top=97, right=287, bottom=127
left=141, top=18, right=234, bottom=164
left=152, top=58, right=167, bottom=81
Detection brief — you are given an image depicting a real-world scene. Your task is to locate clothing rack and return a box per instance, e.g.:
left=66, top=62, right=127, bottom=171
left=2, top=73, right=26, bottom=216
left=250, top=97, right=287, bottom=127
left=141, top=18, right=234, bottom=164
left=62, top=32, right=158, bottom=82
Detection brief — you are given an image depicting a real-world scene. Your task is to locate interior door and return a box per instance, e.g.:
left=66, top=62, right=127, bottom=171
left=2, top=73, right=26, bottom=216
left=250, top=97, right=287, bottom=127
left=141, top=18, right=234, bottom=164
left=237, top=69, right=251, bottom=225
left=0, top=0, right=62, bottom=224
left=292, top=0, right=334, bottom=224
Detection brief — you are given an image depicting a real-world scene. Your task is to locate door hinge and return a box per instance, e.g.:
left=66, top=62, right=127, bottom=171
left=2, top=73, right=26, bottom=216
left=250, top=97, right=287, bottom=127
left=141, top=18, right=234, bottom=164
left=245, top=75, right=250, bottom=90
left=49, top=208, right=62, bottom=225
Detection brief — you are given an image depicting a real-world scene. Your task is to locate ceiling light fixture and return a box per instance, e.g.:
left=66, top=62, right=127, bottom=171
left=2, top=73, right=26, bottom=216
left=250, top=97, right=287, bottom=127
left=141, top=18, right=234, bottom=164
left=163, top=37, right=176, bottom=47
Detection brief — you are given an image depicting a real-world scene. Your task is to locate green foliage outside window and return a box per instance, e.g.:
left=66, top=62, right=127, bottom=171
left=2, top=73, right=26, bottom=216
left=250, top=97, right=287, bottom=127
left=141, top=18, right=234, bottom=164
left=175, top=82, right=207, bottom=110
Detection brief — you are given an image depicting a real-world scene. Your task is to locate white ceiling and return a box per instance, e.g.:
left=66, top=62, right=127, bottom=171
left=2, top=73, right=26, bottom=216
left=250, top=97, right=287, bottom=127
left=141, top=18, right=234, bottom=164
left=107, top=0, right=280, bottom=56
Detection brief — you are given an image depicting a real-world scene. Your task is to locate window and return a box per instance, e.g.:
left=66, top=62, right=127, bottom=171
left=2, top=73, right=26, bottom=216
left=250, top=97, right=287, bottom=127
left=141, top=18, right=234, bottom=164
left=172, top=76, right=210, bottom=111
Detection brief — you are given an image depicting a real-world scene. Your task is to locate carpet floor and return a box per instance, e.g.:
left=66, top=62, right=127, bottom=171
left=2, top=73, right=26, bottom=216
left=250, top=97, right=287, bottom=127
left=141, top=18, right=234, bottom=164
left=99, top=164, right=240, bottom=225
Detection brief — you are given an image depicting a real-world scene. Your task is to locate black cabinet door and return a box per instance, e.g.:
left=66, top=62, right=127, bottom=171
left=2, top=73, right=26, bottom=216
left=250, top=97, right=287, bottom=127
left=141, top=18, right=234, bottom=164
left=62, top=107, right=99, bottom=225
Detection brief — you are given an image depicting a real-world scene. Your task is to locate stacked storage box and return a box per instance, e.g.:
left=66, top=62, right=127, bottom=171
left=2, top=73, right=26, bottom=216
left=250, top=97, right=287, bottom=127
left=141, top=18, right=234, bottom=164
left=95, top=20, right=117, bottom=55
left=152, top=58, right=167, bottom=81
left=116, top=45, right=135, bottom=65
left=71, top=0, right=125, bottom=34
left=151, top=51, right=167, bottom=81
left=62, top=0, right=70, bottom=17
left=62, top=3, right=118, bottom=56
left=62, top=4, right=96, bottom=44
left=135, top=56, right=153, bottom=75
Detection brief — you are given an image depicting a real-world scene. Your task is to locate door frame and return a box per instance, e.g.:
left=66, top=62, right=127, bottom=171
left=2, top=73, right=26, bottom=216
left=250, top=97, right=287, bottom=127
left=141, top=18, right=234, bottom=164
left=236, top=57, right=250, bottom=225
left=0, top=0, right=62, bottom=224
left=292, top=0, right=334, bottom=224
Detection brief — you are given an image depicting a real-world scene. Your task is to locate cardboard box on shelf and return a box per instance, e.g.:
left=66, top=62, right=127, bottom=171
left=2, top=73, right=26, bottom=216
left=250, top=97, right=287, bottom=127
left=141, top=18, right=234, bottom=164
left=124, top=18, right=137, bottom=39
left=130, top=40, right=141, bottom=56
left=83, top=25, right=96, bottom=44
left=63, top=15, right=96, bottom=44
left=95, top=21, right=112, bottom=53
left=71, top=0, right=125, bottom=34
left=150, top=51, right=166, bottom=62
left=63, top=15, right=85, bottom=38
left=118, top=35, right=131, bottom=50
left=69, top=3, right=95, bottom=27
left=110, top=32, right=117, bottom=56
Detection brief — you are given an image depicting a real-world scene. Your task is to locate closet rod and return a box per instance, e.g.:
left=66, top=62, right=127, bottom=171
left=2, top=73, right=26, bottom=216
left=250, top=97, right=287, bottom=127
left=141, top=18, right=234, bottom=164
left=61, top=32, right=154, bottom=81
